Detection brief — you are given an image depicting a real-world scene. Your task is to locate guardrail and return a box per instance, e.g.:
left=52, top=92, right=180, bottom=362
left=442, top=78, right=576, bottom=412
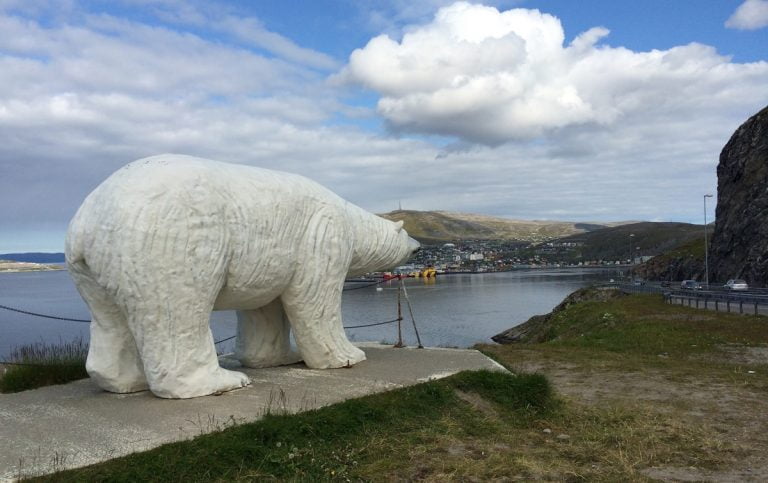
left=602, top=282, right=768, bottom=316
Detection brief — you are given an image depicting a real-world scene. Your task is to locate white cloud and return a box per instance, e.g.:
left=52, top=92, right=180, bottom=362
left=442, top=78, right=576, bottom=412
left=338, top=2, right=768, bottom=145
left=0, top=7, right=365, bottom=234
left=1, top=1, right=767, bottom=252
left=726, top=0, right=768, bottom=30
left=215, top=15, right=339, bottom=70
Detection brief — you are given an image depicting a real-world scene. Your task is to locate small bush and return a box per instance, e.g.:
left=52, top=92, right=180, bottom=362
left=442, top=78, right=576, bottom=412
left=0, top=338, right=88, bottom=393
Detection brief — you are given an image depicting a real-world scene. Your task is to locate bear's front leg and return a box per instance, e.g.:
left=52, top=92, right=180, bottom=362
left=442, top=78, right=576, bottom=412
left=282, top=285, right=365, bottom=369
left=279, top=209, right=365, bottom=369
left=235, top=298, right=302, bottom=368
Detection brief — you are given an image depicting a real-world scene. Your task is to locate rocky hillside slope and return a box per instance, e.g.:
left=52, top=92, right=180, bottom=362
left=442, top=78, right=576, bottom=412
left=710, top=105, right=768, bottom=286
left=379, top=210, right=628, bottom=243
left=634, top=237, right=706, bottom=282
left=556, top=222, right=702, bottom=262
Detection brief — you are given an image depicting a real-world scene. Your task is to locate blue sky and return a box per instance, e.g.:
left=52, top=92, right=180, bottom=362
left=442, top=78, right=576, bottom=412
left=1, top=0, right=767, bottom=252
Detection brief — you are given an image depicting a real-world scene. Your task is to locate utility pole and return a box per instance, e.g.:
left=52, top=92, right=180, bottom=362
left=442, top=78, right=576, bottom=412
left=704, top=194, right=713, bottom=288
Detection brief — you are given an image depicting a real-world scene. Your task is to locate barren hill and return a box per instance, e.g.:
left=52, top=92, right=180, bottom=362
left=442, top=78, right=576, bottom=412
left=379, top=210, right=631, bottom=243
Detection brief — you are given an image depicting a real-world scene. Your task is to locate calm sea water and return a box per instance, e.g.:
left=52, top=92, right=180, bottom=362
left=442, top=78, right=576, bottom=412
left=0, top=268, right=617, bottom=358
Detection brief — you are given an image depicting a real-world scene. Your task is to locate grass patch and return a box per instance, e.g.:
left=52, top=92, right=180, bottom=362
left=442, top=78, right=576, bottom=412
left=28, top=367, right=736, bottom=482
left=20, top=293, right=767, bottom=480
left=541, top=294, right=768, bottom=357
left=0, top=339, right=88, bottom=393
left=482, top=293, right=768, bottom=391
left=33, top=370, right=554, bottom=481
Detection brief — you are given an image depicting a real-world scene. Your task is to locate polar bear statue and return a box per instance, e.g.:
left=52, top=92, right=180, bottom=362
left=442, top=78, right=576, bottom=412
left=65, top=154, right=420, bottom=398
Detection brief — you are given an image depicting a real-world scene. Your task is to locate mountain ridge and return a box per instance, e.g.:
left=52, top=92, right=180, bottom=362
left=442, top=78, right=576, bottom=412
left=379, top=209, right=637, bottom=243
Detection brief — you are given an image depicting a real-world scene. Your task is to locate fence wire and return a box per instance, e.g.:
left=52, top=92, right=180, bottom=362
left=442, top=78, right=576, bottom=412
left=1, top=277, right=405, bottom=364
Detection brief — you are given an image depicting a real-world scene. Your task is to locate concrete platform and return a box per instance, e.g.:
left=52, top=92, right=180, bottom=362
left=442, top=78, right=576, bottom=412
left=0, top=343, right=505, bottom=480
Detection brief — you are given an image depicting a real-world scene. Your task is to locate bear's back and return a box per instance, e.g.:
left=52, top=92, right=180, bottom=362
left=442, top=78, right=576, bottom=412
left=106, top=154, right=328, bottom=201
left=76, top=154, right=345, bottom=225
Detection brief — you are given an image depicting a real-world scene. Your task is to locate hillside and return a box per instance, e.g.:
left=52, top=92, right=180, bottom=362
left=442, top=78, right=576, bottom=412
left=553, top=222, right=703, bottom=262
left=379, top=210, right=629, bottom=243
left=634, top=237, right=706, bottom=281
left=0, top=260, right=64, bottom=272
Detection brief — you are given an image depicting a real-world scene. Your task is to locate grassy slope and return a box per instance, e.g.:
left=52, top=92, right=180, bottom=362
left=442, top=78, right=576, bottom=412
left=31, top=293, right=768, bottom=481
left=481, top=293, right=768, bottom=480
left=527, top=293, right=767, bottom=358
left=36, top=371, right=558, bottom=482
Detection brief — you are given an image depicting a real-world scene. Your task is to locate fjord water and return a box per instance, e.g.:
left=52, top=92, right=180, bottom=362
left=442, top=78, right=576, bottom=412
left=0, top=268, right=616, bottom=358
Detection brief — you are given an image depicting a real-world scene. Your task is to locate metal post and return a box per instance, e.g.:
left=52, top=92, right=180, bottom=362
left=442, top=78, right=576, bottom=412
left=628, top=233, right=634, bottom=280
left=704, top=194, right=713, bottom=289
left=394, top=278, right=404, bottom=348
left=400, top=282, right=423, bottom=349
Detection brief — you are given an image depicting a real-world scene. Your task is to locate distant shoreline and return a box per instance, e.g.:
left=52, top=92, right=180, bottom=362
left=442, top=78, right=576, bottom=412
left=0, top=260, right=65, bottom=273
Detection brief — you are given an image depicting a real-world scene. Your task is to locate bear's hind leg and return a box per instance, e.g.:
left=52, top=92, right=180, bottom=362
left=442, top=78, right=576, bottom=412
left=72, top=268, right=148, bottom=393
left=235, top=298, right=302, bottom=368
left=125, top=294, right=251, bottom=398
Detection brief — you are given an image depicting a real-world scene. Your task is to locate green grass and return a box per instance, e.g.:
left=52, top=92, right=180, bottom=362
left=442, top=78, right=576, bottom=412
left=538, top=293, right=768, bottom=357
left=31, top=367, right=738, bottom=481
left=33, top=370, right=554, bottom=482
left=0, top=339, right=88, bottom=393
left=22, top=293, right=760, bottom=481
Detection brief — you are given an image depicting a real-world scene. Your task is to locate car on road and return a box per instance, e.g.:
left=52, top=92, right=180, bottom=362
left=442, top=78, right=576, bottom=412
left=724, top=279, right=749, bottom=291
left=681, top=280, right=702, bottom=290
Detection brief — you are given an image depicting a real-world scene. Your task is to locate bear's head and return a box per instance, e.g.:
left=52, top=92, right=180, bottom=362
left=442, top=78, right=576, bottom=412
left=347, top=217, right=420, bottom=277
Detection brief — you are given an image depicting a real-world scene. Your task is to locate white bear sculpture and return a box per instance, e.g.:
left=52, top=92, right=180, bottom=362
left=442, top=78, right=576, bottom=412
left=65, top=154, right=420, bottom=398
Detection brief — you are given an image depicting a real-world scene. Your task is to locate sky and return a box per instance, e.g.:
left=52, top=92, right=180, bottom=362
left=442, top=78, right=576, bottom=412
left=1, top=0, right=767, bottom=252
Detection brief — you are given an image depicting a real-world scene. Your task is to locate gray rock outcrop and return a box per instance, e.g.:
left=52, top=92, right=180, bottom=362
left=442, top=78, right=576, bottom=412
left=710, top=105, right=768, bottom=286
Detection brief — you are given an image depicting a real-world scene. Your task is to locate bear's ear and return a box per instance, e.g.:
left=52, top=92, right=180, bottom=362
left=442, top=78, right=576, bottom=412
left=394, top=220, right=404, bottom=232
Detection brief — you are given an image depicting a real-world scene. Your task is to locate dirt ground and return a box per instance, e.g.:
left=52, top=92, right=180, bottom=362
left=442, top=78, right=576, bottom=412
left=487, top=346, right=768, bottom=482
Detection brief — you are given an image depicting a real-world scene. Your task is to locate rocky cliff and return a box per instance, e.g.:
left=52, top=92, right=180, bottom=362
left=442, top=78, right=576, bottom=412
left=710, top=105, right=768, bottom=286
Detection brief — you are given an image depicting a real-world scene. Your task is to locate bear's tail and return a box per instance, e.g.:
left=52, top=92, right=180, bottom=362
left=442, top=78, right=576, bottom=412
left=64, top=208, right=89, bottom=276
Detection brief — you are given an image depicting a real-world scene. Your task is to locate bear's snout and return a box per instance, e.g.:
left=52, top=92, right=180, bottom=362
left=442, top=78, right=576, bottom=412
left=408, top=237, right=421, bottom=254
